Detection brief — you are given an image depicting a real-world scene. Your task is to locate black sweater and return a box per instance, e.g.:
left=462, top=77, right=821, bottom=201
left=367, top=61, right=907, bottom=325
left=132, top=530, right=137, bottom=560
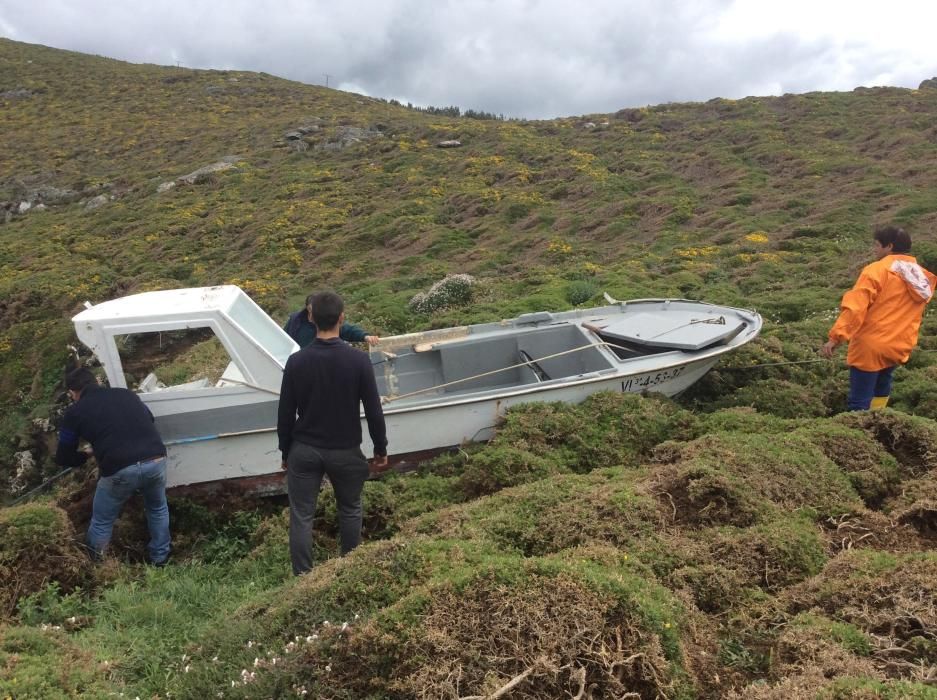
left=56, top=385, right=166, bottom=477
left=277, top=338, right=387, bottom=457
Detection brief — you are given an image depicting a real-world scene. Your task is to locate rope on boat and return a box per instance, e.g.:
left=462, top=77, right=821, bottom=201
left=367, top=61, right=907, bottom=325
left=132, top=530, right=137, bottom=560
left=717, top=358, right=833, bottom=371
left=646, top=315, right=726, bottom=340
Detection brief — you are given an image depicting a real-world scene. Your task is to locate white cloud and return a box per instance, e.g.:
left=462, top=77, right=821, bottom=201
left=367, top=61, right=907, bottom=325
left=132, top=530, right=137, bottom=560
left=1, top=0, right=935, bottom=117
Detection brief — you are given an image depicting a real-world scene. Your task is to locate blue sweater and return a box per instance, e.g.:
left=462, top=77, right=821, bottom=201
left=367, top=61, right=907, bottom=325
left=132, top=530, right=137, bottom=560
left=284, top=309, right=369, bottom=348
left=277, top=338, right=387, bottom=457
left=56, top=385, right=166, bottom=477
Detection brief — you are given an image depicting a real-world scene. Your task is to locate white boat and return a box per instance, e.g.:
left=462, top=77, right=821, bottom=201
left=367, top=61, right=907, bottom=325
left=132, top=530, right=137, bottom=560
left=72, top=286, right=762, bottom=491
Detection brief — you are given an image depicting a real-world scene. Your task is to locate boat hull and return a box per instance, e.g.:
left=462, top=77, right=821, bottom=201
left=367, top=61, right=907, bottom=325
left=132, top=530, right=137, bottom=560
left=161, top=354, right=717, bottom=489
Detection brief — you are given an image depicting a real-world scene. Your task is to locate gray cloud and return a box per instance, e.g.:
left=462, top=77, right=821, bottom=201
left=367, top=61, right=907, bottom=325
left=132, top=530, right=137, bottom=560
left=2, top=0, right=935, bottom=118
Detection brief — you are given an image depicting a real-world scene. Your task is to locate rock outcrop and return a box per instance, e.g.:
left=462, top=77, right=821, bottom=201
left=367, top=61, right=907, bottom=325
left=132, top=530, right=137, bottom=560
left=157, top=155, right=244, bottom=192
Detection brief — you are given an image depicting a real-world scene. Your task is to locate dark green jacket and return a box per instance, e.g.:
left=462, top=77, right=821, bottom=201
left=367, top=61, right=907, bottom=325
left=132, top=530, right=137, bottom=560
left=284, top=310, right=368, bottom=349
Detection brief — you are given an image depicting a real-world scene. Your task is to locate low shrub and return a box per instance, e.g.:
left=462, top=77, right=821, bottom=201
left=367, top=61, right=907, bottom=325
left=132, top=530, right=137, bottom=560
left=406, top=468, right=662, bottom=557
left=169, top=541, right=705, bottom=700
left=0, top=503, right=90, bottom=618
left=648, top=432, right=863, bottom=527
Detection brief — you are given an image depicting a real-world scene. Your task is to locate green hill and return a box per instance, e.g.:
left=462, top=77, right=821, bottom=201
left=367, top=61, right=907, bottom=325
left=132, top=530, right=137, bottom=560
left=1, top=39, right=936, bottom=699
left=2, top=38, right=937, bottom=490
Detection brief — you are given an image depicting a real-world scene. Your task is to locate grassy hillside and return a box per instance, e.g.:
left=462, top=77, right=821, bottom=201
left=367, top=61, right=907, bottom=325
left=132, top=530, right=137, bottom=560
left=1, top=39, right=936, bottom=698
left=3, top=38, right=937, bottom=493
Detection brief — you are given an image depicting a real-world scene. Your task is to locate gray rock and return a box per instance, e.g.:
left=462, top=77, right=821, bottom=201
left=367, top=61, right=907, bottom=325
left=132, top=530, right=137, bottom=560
left=315, top=126, right=383, bottom=151
left=284, top=131, right=304, bottom=141
left=34, top=203, right=46, bottom=211
left=1, top=88, right=33, bottom=99
left=157, top=181, right=176, bottom=193
left=85, top=194, right=110, bottom=211
left=30, top=185, right=79, bottom=205
left=176, top=155, right=244, bottom=185
left=288, top=140, right=308, bottom=153
left=437, top=140, right=462, bottom=148
left=17, top=201, right=31, bottom=214
left=583, top=122, right=596, bottom=129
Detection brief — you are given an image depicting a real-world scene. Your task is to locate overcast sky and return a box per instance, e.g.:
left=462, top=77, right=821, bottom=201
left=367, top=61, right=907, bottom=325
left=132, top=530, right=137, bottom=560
left=2, top=0, right=936, bottom=119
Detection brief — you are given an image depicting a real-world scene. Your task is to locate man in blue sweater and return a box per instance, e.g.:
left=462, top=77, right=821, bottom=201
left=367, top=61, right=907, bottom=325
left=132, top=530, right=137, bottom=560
left=56, top=367, right=170, bottom=565
left=284, top=293, right=380, bottom=348
left=277, top=291, right=388, bottom=575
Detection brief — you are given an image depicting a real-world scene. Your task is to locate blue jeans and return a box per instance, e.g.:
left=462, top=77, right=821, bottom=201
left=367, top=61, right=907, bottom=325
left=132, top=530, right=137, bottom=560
left=847, top=366, right=896, bottom=411
left=87, top=456, right=171, bottom=563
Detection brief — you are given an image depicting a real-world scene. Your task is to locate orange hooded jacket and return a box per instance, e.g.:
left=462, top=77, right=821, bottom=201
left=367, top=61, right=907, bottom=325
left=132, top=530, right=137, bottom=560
left=828, top=254, right=936, bottom=371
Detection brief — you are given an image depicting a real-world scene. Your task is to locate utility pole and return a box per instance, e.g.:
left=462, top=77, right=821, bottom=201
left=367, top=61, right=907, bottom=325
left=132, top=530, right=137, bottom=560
left=323, top=73, right=332, bottom=88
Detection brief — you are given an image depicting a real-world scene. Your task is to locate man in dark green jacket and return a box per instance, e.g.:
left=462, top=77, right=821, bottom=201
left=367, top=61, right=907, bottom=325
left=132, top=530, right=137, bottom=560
left=284, top=293, right=380, bottom=349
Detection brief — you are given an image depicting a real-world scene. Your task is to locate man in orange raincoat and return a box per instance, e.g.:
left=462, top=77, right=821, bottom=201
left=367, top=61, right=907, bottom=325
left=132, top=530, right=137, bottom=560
left=821, top=226, right=936, bottom=410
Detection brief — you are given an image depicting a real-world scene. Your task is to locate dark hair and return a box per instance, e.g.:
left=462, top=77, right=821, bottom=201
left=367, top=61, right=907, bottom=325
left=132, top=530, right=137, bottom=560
left=66, top=367, right=98, bottom=393
left=310, top=291, right=343, bottom=330
left=874, top=225, right=911, bottom=254
left=305, top=293, right=316, bottom=307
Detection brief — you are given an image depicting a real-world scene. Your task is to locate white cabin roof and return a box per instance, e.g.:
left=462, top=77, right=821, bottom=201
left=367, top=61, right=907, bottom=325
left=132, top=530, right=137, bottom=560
left=73, top=285, right=297, bottom=394
left=73, top=286, right=247, bottom=322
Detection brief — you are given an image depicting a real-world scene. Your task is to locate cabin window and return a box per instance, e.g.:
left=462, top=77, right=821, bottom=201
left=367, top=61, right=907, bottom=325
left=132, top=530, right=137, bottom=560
left=113, top=328, right=239, bottom=392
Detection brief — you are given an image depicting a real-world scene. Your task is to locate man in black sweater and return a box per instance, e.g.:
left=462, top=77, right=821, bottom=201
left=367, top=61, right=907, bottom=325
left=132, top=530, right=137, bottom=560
left=277, top=291, right=388, bottom=575
left=56, top=367, right=170, bottom=564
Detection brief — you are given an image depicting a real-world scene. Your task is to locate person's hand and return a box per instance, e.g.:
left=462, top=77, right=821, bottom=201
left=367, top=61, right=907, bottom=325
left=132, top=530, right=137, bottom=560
left=365, top=335, right=380, bottom=346
left=281, top=459, right=288, bottom=472
left=820, top=340, right=838, bottom=359
left=369, top=454, right=389, bottom=474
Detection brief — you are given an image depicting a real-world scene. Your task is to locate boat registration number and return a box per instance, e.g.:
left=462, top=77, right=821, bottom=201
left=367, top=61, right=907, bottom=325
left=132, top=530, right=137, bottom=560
left=621, top=366, right=686, bottom=392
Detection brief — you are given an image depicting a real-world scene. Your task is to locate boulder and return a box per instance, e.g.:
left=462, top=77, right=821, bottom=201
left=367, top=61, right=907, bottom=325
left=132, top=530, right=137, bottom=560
left=30, top=185, right=79, bottom=205
left=1, top=88, right=33, bottom=100
left=158, top=155, right=244, bottom=191
left=315, top=126, right=382, bottom=151
left=84, top=194, right=110, bottom=211
left=437, top=140, right=462, bottom=148
left=920, top=77, right=937, bottom=90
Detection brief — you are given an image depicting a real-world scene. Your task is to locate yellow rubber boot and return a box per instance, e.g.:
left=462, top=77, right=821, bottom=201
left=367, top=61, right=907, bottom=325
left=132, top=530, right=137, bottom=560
left=869, top=396, right=889, bottom=410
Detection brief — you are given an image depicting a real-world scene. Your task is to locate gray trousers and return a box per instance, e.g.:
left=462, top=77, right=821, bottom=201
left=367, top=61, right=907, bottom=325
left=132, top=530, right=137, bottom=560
left=286, top=441, right=370, bottom=575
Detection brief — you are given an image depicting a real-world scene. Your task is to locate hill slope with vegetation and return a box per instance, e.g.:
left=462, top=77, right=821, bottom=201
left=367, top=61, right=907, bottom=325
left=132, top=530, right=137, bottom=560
left=1, top=39, right=936, bottom=698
